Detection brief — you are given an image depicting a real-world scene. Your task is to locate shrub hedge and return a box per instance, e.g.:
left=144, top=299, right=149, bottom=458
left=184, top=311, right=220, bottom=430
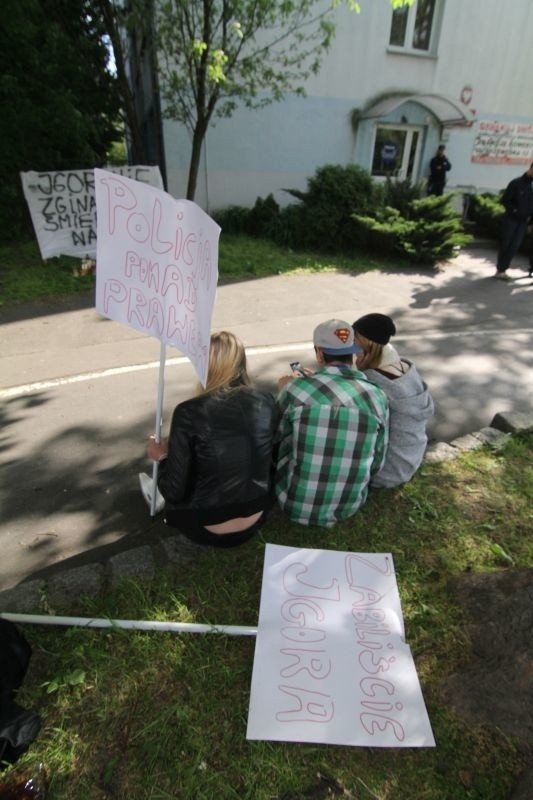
left=214, top=165, right=472, bottom=266
left=465, top=192, right=504, bottom=238
left=353, top=194, right=471, bottom=264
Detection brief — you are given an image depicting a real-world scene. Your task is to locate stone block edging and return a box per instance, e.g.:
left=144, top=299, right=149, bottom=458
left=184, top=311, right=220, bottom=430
left=424, top=410, right=533, bottom=462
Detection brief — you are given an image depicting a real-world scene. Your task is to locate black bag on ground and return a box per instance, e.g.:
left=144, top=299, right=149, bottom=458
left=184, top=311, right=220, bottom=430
left=0, top=620, right=41, bottom=767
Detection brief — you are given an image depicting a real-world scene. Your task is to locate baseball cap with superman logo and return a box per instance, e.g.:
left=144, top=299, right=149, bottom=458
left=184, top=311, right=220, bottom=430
left=313, top=319, right=362, bottom=355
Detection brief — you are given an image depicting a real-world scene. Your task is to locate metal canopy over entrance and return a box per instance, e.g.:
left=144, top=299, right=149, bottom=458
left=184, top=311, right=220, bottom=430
left=361, top=93, right=472, bottom=126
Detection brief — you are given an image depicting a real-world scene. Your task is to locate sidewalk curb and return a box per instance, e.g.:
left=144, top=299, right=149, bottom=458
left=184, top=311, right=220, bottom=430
left=1, top=411, right=531, bottom=617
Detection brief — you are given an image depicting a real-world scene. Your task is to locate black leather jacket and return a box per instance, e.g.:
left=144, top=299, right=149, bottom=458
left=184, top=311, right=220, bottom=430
left=429, top=154, right=451, bottom=183
left=502, top=173, right=533, bottom=222
left=158, top=387, right=278, bottom=526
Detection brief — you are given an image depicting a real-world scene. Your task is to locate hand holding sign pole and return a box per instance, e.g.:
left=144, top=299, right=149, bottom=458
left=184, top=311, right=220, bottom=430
left=146, top=338, right=166, bottom=518
left=94, top=169, right=220, bottom=517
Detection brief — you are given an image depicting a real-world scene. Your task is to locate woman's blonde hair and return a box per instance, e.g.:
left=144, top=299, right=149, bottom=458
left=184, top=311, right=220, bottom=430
left=197, top=331, right=251, bottom=395
left=353, top=332, right=383, bottom=371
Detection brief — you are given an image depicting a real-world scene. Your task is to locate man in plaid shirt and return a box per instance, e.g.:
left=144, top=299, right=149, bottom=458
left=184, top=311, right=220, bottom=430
left=275, top=319, right=389, bottom=527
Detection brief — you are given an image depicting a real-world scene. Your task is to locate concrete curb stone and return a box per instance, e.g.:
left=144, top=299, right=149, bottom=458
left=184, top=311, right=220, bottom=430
left=424, top=410, right=533, bottom=465
left=424, top=441, right=460, bottom=462
left=156, top=533, right=202, bottom=565
left=107, top=546, right=156, bottom=590
left=0, top=537, right=198, bottom=615
left=491, top=410, right=533, bottom=434
left=0, top=579, right=46, bottom=614
left=446, top=433, right=482, bottom=452
left=45, top=564, right=105, bottom=613
left=0, top=410, right=531, bottom=616
left=472, top=426, right=511, bottom=448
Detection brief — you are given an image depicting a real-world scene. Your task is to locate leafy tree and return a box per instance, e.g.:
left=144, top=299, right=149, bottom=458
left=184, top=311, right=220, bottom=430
left=0, top=0, right=120, bottom=238
left=152, top=0, right=412, bottom=201
left=95, top=0, right=150, bottom=163
left=154, top=0, right=335, bottom=200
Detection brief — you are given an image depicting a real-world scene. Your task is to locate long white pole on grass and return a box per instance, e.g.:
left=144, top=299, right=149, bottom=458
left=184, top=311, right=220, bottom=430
left=150, top=340, right=167, bottom=517
left=1, top=612, right=258, bottom=637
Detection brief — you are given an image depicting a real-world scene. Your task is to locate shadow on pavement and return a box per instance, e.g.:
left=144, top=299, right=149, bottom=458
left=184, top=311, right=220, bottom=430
left=0, top=397, right=166, bottom=587
left=0, top=290, right=95, bottom=325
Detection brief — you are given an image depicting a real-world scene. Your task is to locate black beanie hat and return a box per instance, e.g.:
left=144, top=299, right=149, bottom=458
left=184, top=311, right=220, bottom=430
left=352, top=313, right=396, bottom=345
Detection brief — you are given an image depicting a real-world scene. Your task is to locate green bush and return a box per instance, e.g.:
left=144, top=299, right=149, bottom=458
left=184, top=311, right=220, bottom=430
left=382, top=177, right=424, bottom=216
left=353, top=194, right=471, bottom=265
left=466, top=192, right=504, bottom=238
left=212, top=204, right=253, bottom=235
left=247, top=194, right=281, bottom=238
left=271, top=202, right=308, bottom=249
left=280, top=164, right=382, bottom=252
left=214, top=194, right=282, bottom=239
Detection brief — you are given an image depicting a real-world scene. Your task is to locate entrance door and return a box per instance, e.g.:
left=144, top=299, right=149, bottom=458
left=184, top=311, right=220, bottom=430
left=371, top=125, right=423, bottom=180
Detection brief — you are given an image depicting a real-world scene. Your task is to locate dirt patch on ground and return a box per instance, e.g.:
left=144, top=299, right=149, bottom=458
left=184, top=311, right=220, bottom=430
left=443, top=568, right=533, bottom=799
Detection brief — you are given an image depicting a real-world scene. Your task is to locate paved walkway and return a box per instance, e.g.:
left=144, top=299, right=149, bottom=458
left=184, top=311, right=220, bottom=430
left=1, top=245, right=532, bottom=589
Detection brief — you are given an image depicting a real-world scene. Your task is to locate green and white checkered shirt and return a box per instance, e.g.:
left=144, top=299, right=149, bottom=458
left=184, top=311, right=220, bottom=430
left=275, top=365, right=389, bottom=527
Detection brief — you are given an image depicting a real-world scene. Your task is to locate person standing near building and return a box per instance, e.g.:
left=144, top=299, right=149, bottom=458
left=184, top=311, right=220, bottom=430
left=274, top=319, right=389, bottom=528
left=427, top=145, right=452, bottom=196
left=494, top=162, right=533, bottom=280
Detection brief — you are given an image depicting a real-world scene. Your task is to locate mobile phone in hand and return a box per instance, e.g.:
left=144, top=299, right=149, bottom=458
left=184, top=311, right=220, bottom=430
left=290, top=361, right=306, bottom=377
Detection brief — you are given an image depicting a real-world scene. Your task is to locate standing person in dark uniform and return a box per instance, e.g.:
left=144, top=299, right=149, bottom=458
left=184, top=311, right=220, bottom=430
left=427, top=145, right=452, bottom=196
left=495, top=162, right=533, bottom=280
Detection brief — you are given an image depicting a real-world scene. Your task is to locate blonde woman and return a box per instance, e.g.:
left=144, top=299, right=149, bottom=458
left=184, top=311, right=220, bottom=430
left=352, top=314, right=434, bottom=489
left=147, top=332, right=278, bottom=547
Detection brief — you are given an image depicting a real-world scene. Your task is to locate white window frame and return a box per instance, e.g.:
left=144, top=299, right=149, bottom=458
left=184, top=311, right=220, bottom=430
left=387, top=0, right=443, bottom=57
left=370, top=124, right=424, bottom=182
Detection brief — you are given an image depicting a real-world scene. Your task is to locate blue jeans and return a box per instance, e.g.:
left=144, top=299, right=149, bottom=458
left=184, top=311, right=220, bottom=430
left=497, top=216, right=527, bottom=272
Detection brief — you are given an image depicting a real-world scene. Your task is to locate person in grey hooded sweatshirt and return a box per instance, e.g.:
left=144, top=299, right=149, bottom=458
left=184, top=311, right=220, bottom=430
left=352, top=313, right=434, bottom=488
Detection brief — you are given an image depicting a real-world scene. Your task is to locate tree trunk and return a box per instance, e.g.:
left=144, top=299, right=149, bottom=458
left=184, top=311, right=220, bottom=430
left=96, top=0, right=148, bottom=164
left=186, top=121, right=208, bottom=201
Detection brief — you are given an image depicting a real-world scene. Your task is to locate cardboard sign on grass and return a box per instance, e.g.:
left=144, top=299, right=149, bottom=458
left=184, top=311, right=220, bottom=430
left=21, top=166, right=164, bottom=260
left=247, top=544, right=435, bottom=748
left=94, top=168, right=220, bottom=386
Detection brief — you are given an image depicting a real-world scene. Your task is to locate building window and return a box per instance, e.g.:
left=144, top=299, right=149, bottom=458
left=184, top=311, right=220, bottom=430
left=389, top=0, right=440, bottom=54
left=371, top=125, right=423, bottom=181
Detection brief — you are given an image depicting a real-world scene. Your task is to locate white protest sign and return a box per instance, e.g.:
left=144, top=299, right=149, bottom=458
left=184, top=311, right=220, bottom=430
left=20, top=165, right=164, bottom=259
left=471, top=121, right=533, bottom=165
left=94, top=168, right=220, bottom=387
left=247, top=544, right=435, bottom=748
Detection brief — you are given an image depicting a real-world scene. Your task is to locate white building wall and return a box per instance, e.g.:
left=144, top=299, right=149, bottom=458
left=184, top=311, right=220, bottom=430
left=162, top=0, right=533, bottom=208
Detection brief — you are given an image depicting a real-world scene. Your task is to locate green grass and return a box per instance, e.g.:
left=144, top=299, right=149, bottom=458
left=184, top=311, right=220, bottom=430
left=5, top=434, right=532, bottom=799
left=0, top=234, right=408, bottom=306
left=0, top=240, right=94, bottom=306
left=217, top=234, right=404, bottom=281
